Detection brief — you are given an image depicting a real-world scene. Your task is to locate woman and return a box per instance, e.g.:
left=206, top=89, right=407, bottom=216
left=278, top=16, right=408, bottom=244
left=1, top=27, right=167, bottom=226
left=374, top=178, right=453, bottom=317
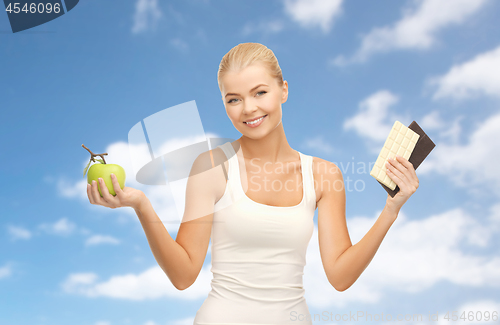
left=87, top=42, right=419, bottom=324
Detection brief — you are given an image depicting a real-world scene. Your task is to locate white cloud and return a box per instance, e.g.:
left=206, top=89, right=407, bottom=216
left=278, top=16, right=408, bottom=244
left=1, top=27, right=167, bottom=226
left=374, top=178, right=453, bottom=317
left=420, top=110, right=445, bottom=130
left=418, top=112, right=500, bottom=197
left=7, top=225, right=31, bottom=240
left=343, top=90, right=409, bottom=152
left=302, top=135, right=335, bottom=154
left=434, top=114, right=464, bottom=145
left=62, top=272, right=98, bottom=290
left=170, top=317, right=196, bottom=325
left=85, top=235, right=120, bottom=247
left=283, top=0, right=343, bottom=33
left=241, top=20, right=285, bottom=37
left=57, top=177, right=88, bottom=201
left=0, top=263, right=13, bottom=279
left=170, top=38, right=189, bottom=53
left=60, top=264, right=211, bottom=300
left=380, top=299, right=500, bottom=325
left=304, top=205, right=500, bottom=308
left=333, top=0, right=489, bottom=66
left=141, top=322, right=157, bottom=325
left=195, top=28, right=208, bottom=45
left=38, top=217, right=76, bottom=236
left=429, top=45, right=500, bottom=100
left=489, top=203, right=500, bottom=229
left=80, top=227, right=92, bottom=236
left=132, top=0, right=162, bottom=34
left=434, top=300, right=500, bottom=325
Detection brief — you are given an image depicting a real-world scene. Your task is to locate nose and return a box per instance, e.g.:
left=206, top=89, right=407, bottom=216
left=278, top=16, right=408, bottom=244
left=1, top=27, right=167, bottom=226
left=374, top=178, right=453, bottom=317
left=241, top=100, right=258, bottom=116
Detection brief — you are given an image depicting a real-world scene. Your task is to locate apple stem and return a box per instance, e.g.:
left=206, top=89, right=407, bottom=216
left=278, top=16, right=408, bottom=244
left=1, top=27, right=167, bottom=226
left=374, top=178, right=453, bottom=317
left=81, top=144, right=108, bottom=164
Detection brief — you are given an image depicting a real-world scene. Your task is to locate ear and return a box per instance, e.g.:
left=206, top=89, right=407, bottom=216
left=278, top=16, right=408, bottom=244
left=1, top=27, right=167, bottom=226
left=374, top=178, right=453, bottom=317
left=281, top=80, right=288, bottom=103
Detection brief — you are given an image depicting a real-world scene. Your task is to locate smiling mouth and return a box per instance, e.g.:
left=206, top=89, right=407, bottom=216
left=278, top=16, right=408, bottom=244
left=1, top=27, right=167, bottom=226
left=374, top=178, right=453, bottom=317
left=244, top=115, right=268, bottom=124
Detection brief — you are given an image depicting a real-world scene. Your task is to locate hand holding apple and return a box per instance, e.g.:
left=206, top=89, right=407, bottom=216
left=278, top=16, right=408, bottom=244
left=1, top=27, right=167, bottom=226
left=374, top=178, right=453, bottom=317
left=87, top=173, right=145, bottom=210
left=87, top=163, right=126, bottom=196
left=83, top=144, right=144, bottom=210
left=82, top=144, right=126, bottom=196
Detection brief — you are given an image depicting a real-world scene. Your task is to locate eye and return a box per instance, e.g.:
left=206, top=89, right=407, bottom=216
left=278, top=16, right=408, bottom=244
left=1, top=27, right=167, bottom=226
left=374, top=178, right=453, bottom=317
left=227, top=91, right=266, bottom=104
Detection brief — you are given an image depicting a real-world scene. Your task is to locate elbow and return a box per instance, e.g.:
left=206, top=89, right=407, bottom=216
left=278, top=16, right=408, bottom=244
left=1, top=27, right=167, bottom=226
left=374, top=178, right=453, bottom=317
left=173, top=274, right=197, bottom=291
left=174, top=279, right=193, bottom=291
left=172, top=279, right=196, bottom=291
left=328, top=276, right=352, bottom=292
left=333, top=283, right=351, bottom=292
left=328, top=264, right=355, bottom=292
left=173, top=282, right=186, bottom=291
left=167, top=271, right=194, bottom=291
left=162, top=264, right=196, bottom=291
left=175, top=284, right=188, bottom=291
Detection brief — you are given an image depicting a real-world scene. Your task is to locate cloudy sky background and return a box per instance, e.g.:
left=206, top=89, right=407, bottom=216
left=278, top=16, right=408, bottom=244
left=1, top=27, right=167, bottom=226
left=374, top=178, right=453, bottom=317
left=2, top=0, right=500, bottom=324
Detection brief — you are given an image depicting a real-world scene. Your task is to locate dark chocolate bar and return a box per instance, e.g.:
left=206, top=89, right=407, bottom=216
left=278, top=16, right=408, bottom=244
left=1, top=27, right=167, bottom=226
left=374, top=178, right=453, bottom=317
left=378, top=120, right=436, bottom=197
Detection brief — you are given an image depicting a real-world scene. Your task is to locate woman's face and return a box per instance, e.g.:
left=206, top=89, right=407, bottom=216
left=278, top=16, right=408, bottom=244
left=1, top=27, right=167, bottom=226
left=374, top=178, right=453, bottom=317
left=220, top=63, right=288, bottom=140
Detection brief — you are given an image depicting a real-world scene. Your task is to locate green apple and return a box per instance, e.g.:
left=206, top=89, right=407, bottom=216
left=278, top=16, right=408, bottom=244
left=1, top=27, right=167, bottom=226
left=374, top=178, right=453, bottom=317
left=81, top=144, right=126, bottom=197
left=87, top=163, right=126, bottom=196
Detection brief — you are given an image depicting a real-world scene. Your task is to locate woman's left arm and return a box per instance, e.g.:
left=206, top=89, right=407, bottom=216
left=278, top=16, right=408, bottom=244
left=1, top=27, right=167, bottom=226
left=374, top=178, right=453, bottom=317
left=318, top=155, right=419, bottom=291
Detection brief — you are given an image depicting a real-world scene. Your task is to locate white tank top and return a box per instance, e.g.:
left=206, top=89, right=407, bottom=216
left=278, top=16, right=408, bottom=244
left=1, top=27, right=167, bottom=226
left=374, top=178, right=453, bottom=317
left=193, top=141, right=316, bottom=325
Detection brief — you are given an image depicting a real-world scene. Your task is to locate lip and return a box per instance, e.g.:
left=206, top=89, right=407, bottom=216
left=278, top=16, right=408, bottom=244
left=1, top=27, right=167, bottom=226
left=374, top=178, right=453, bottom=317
left=243, top=114, right=267, bottom=128
left=244, top=114, right=267, bottom=123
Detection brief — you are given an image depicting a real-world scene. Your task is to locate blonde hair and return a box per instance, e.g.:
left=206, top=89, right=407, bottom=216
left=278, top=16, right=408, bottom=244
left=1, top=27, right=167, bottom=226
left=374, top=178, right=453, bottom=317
left=217, top=42, right=284, bottom=93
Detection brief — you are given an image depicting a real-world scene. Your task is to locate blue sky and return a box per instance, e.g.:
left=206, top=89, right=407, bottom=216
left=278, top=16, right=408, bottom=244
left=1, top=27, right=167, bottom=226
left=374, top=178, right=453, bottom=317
left=2, top=0, right=500, bottom=324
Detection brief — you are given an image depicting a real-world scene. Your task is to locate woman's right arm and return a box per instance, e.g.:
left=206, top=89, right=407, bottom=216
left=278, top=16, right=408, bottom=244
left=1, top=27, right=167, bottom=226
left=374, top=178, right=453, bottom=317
left=133, top=195, right=196, bottom=291
left=87, top=150, right=219, bottom=291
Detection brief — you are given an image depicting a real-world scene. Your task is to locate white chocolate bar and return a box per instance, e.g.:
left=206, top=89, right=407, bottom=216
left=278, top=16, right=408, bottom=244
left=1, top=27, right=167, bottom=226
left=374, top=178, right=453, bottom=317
left=370, top=121, right=420, bottom=190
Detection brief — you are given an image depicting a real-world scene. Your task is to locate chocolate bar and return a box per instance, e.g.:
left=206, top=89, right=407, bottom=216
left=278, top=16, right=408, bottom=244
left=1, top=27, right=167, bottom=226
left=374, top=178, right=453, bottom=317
left=370, top=121, right=420, bottom=190
left=371, top=120, right=436, bottom=197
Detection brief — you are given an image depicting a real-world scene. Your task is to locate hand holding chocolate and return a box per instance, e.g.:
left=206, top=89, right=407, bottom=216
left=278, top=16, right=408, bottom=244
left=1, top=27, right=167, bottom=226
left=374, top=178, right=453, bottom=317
left=370, top=120, right=436, bottom=197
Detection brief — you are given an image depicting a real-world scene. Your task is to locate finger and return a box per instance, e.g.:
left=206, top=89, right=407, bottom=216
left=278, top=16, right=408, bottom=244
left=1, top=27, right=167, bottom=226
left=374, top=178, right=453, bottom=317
left=98, top=177, right=117, bottom=207
left=396, top=155, right=418, bottom=187
left=388, top=157, right=418, bottom=193
left=388, top=157, right=413, bottom=184
left=91, top=180, right=108, bottom=207
left=395, top=155, right=418, bottom=184
left=395, top=154, right=412, bottom=168
left=87, top=183, right=95, bottom=205
left=389, top=157, right=411, bottom=185
left=386, top=166, right=409, bottom=192
left=110, top=173, right=123, bottom=197
left=386, top=159, right=411, bottom=191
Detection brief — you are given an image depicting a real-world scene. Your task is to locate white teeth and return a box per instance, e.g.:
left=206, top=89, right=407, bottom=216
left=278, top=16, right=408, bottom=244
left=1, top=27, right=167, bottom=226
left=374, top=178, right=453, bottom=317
left=245, top=115, right=265, bottom=125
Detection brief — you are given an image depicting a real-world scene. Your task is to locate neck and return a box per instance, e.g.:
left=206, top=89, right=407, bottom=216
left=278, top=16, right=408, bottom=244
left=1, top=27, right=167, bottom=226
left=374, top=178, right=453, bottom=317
left=236, top=121, right=296, bottom=164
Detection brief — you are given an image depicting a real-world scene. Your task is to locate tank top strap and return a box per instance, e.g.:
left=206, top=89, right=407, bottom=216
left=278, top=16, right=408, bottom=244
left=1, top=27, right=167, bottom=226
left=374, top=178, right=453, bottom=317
left=298, top=151, right=316, bottom=210
left=216, top=142, right=239, bottom=204
left=218, top=141, right=238, bottom=179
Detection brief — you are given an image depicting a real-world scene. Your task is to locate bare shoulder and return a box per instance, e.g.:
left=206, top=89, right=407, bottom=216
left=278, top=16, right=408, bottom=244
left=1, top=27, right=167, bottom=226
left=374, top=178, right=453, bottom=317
left=192, top=145, right=230, bottom=203
left=190, top=147, right=225, bottom=176
left=180, top=145, right=228, bottom=224
left=311, top=156, right=343, bottom=203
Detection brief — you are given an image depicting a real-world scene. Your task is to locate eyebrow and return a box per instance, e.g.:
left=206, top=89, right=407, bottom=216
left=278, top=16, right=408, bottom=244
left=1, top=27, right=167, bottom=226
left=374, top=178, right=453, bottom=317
left=225, top=84, right=268, bottom=98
